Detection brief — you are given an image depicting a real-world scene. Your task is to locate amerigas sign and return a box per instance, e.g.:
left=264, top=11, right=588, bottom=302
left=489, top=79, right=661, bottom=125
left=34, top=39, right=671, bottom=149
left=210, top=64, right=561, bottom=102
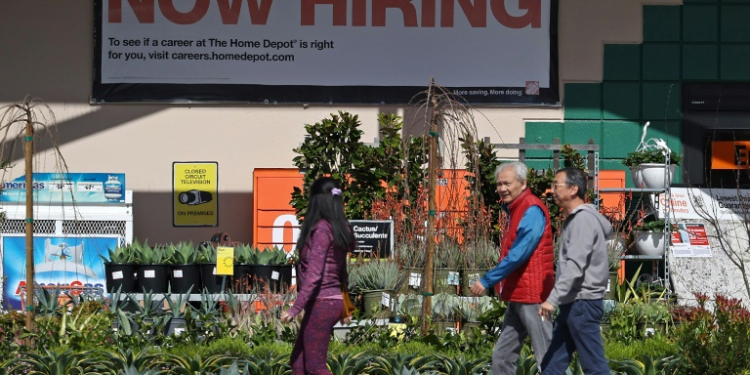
left=94, top=0, right=559, bottom=105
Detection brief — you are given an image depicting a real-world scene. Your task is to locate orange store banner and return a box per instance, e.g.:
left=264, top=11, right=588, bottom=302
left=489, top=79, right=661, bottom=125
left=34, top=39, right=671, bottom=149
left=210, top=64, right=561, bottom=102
left=712, top=141, right=750, bottom=170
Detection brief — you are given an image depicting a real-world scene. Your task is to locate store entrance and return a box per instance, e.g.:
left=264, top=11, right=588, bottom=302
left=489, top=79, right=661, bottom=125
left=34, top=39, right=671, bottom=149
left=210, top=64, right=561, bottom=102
left=682, top=83, right=750, bottom=189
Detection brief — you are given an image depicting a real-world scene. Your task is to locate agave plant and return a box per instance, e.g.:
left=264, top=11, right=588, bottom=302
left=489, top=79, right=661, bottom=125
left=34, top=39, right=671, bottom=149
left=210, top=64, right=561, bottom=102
left=348, top=259, right=405, bottom=293
left=100, top=243, right=137, bottom=264
left=456, top=296, right=493, bottom=322
left=148, top=353, right=237, bottom=375
left=234, top=244, right=256, bottom=264
left=430, top=355, right=490, bottom=375
left=431, top=293, right=459, bottom=321
left=170, top=241, right=197, bottom=264
left=434, top=240, right=462, bottom=269
left=196, top=243, right=218, bottom=263
left=243, top=352, right=291, bottom=375
left=363, top=353, right=437, bottom=375
left=4, top=348, right=107, bottom=375
left=463, top=238, right=497, bottom=270
left=327, top=352, right=373, bottom=375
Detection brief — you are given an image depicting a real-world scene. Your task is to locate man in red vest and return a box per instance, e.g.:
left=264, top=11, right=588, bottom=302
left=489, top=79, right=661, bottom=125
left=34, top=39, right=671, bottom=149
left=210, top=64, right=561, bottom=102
left=471, top=161, right=555, bottom=375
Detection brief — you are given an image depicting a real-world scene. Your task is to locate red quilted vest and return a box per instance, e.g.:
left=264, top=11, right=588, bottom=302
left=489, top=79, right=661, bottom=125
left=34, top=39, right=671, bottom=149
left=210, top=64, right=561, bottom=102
left=497, top=188, right=555, bottom=303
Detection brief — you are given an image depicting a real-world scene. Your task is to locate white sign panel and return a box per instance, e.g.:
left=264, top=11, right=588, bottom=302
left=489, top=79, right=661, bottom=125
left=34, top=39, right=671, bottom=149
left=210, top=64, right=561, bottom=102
left=656, top=188, right=750, bottom=222
left=95, top=0, right=558, bottom=104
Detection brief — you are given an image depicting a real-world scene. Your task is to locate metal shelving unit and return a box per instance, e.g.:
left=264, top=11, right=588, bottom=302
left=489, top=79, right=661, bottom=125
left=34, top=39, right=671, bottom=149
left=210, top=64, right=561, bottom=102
left=598, top=159, right=673, bottom=294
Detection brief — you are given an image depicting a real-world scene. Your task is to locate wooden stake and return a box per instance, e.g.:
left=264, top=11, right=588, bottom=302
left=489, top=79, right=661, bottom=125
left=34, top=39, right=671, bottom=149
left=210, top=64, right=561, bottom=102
left=24, top=109, right=35, bottom=331
left=421, top=80, right=439, bottom=334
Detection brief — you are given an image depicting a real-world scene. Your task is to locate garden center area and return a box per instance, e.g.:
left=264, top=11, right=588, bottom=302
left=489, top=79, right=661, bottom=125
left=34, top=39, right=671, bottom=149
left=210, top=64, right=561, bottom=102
left=3, top=0, right=750, bottom=374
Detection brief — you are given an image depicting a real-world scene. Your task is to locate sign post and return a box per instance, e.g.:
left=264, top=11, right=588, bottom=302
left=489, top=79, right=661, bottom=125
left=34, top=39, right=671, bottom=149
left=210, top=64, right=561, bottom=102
left=173, top=162, right=218, bottom=227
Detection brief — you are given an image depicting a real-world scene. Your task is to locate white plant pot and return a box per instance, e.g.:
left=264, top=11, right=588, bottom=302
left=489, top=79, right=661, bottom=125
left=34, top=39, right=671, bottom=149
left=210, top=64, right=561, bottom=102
left=639, top=163, right=677, bottom=190
left=633, top=230, right=666, bottom=256
left=630, top=166, right=645, bottom=188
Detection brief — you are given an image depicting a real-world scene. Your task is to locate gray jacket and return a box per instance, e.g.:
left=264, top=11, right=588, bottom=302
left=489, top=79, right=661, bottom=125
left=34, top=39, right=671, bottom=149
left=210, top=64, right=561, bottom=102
left=547, top=204, right=613, bottom=306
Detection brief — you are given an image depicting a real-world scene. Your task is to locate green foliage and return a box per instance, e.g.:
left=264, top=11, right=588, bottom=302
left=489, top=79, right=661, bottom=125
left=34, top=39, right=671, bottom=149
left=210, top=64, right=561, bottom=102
left=622, top=149, right=683, bottom=167
left=461, top=134, right=503, bottom=243
left=633, top=218, right=666, bottom=232
left=675, top=293, right=750, bottom=375
left=291, top=111, right=427, bottom=222
left=5, top=347, right=107, bottom=375
left=149, top=352, right=236, bottom=375
left=348, top=259, right=405, bottom=292
left=604, top=336, right=679, bottom=361
left=327, top=352, right=373, bottom=375
left=0, top=309, right=28, bottom=358
left=101, top=242, right=137, bottom=264
left=434, top=240, right=463, bottom=269
left=169, top=241, right=197, bottom=264
left=609, top=355, right=680, bottom=375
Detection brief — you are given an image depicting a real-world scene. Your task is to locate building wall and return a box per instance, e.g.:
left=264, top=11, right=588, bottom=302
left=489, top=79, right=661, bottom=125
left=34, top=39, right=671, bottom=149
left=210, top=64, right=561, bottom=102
left=533, top=0, right=750, bottom=187
left=0, top=0, right=680, bottom=244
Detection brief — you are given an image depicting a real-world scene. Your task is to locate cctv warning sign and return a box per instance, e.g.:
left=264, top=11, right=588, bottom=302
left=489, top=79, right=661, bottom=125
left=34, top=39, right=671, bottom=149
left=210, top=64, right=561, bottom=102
left=173, top=162, right=218, bottom=227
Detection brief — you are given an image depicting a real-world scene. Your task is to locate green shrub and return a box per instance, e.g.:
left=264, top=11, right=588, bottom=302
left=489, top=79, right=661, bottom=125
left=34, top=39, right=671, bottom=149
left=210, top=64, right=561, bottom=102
left=675, top=293, right=750, bottom=375
left=604, top=335, right=677, bottom=361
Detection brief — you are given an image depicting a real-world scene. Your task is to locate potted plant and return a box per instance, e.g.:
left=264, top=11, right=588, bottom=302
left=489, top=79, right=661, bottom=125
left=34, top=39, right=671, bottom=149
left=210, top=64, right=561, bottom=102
left=196, top=243, right=223, bottom=293
left=622, top=149, right=682, bottom=189
left=348, top=258, right=404, bottom=318
left=233, top=244, right=255, bottom=293
left=270, top=246, right=294, bottom=290
left=434, top=239, right=462, bottom=295
left=605, top=218, right=628, bottom=300
left=101, top=242, right=138, bottom=293
left=394, top=240, right=425, bottom=295
left=457, top=296, right=493, bottom=338
left=632, top=218, right=667, bottom=256
left=167, top=242, right=201, bottom=294
left=132, top=240, right=171, bottom=293
left=250, top=247, right=289, bottom=292
left=164, top=285, right=194, bottom=336
left=461, top=238, right=496, bottom=296
left=431, top=293, right=459, bottom=334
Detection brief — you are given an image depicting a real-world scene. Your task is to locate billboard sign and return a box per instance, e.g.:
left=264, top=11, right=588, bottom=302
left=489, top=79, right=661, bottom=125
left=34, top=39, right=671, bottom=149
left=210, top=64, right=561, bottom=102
left=2, top=235, right=118, bottom=311
left=0, top=173, right=126, bottom=204
left=93, top=0, right=559, bottom=105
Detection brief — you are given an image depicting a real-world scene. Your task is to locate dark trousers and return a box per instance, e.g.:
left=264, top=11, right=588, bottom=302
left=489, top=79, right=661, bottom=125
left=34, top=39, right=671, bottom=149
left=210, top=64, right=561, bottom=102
left=291, top=299, right=342, bottom=375
left=541, top=299, right=610, bottom=375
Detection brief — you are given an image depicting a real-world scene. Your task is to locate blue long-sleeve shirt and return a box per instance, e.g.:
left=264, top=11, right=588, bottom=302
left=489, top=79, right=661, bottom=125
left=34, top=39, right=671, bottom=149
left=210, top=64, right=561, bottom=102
left=480, top=205, right=545, bottom=289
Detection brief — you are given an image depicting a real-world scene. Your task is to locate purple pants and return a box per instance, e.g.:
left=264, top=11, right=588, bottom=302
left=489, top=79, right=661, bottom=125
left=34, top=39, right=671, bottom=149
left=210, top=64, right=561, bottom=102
left=290, top=299, right=342, bottom=375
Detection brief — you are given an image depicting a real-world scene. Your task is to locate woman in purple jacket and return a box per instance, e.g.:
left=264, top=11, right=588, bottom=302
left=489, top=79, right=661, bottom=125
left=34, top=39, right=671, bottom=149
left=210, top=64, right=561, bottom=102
left=280, top=177, right=355, bottom=375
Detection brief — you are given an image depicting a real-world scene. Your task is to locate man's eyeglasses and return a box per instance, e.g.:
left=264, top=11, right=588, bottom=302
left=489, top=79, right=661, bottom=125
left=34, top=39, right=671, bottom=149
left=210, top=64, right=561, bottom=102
left=551, top=183, right=568, bottom=190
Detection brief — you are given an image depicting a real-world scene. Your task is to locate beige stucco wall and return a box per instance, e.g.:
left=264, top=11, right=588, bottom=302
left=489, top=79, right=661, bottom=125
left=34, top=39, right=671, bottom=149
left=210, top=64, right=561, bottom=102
left=0, top=0, right=681, bottom=244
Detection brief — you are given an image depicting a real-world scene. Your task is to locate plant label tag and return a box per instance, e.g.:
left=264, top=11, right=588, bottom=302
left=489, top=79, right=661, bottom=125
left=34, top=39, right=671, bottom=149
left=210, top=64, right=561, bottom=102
left=606, top=278, right=611, bottom=293
left=468, top=273, right=481, bottom=284
left=174, top=270, right=183, bottom=278
left=409, top=273, right=421, bottom=287
left=382, top=292, right=391, bottom=307
left=174, top=327, right=186, bottom=336
left=144, top=270, right=155, bottom=278
left=272, top=271, right=280, bottom=280
left=112, top=271, right=123, bottom=280
left=212, top=267, right=217, bottom=275
left=447, top=271, right=460, bottom=285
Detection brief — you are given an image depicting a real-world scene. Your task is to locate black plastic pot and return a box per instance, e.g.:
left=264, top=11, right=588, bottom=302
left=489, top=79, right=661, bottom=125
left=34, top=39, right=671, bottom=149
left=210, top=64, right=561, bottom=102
left=170, top=264, right=201, bottom=294
left=232, top=264, right=254, bottom=293
left=105, top=263, right=137, bottom=293
left=137, top=264, right=169, bottom=293
left=199, top=264, right=226, bottom=293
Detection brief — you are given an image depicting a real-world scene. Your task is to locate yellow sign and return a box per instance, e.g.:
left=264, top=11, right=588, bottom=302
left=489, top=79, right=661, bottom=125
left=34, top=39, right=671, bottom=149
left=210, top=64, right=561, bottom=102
left=173, top=162, right=218, bottom=226
left=216, top=246, right=234, bottom=275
